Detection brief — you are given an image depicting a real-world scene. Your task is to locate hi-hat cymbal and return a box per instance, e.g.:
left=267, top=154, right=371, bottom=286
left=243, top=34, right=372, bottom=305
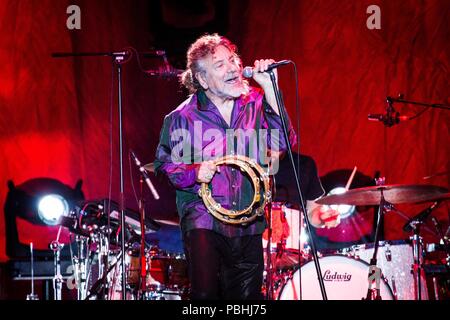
left=143, top=162, right=155, bottom=172
left=315, top=184, right=449, bottom=206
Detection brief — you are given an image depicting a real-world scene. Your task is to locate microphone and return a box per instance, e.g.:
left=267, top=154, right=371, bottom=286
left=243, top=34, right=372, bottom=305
left=242, top=60, right=291, bottom=78
left=130, top=150, right=160, bottom=200
left=403, top=201, right=439, bottom=232
left=368, top=112, right=408, bottom=127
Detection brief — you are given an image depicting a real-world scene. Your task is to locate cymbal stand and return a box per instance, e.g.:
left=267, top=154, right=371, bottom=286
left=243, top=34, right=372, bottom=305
left=50, top=236, right=64, bottom=300
left=363, top=187, right=388, bottom=300
left=74, top=235, right=88, bottom=300
left=85, top=250, right=122, bottom=300
left=138, top=177, right=148, bottom=299
left=410, top=221, right=425, bottom=300
left=97, top=230, right=110, bottom=299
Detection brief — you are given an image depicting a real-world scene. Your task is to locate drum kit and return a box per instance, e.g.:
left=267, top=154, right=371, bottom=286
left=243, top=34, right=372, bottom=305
left=263, top=183, right=450, bottom=300
left=48, top=180, right=448, bottom=300
left=56, top=199, right=189, bottom=300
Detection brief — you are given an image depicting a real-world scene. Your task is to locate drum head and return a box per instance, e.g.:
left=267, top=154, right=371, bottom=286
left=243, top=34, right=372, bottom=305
left=278, top=255, right=394, bottom=300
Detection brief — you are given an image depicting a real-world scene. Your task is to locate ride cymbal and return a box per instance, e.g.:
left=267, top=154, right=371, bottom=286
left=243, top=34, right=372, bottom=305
left=316, top=184, right=449, bottom=206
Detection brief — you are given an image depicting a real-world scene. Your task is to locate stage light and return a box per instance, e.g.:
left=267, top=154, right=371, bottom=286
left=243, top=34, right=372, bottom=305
left=4, top=178, right=84, bottom=260
left=37, top=194, right=70, bottom=226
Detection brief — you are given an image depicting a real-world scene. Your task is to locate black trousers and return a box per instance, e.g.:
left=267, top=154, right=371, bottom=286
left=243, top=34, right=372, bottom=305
left=183, top=229, right=264, bottom=300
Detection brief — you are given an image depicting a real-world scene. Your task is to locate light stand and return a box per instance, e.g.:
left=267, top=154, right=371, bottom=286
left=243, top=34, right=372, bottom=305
left=268, top=70, right=327, bottom=300
left=26, top=242, right=39, bottom=300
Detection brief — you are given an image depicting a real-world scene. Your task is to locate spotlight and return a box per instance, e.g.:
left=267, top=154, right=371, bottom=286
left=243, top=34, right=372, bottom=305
left=37, top=194, right=70, bottom=226
left=4, top=178, right=84, bottom=260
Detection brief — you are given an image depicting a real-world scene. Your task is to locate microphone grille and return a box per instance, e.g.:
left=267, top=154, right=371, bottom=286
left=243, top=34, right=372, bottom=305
left=242, top=66, right=253, bottom=79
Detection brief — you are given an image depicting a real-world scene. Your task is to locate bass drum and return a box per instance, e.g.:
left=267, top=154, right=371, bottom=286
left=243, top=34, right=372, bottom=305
left=278, top=255, right=394, bottom=300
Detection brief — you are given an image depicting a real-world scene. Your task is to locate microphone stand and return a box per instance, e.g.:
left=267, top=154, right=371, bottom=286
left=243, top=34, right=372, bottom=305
left=53, top=50, right=134, bottom=299
left=387, top=96, right=450, bottom=111
left=264, top=200, right=274, bottom=300
left=129, top=150, right=160, bottom=299
left=268, top=70, right=327, bottom=300
left=138, top=177, right=148, bottom=299
left=115, top=54, right=128, bottom=299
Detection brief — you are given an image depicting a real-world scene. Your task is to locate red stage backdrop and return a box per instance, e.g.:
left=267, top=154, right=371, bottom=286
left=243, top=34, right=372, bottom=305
left=0, top=0, right=448, bottom=261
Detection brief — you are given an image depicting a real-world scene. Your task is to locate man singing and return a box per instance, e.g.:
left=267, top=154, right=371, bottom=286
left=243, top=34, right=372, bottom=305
left=154, top=33, right=296, bottom=299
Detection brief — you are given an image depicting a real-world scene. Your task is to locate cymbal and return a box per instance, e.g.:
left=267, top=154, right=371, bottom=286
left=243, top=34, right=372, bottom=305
left=414, top=192, right=450, bottom=204
left=143, top=162, right=155, bottom=172
left=154, top=219, right=179, bottom=226
left=316, top=184, right=449, bottom=206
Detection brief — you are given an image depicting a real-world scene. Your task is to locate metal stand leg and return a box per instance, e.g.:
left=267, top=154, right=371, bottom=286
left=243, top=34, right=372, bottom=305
left=50, top=240, right=64, bottom=300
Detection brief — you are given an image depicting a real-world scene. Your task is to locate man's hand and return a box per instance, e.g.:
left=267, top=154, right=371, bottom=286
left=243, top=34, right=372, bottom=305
left=252, top=59, right=278, bottom=89
left=308, top=201, right=341, bottom=229
left=196, top=161, right=218, bottom=183
left=317, top=206, right=341, bottom=228
left=251, top=59, right=280, bottom=115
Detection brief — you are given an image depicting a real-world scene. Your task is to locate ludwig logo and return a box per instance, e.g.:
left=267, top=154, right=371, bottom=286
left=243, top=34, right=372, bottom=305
left=323, top=270, right=352, bottom=282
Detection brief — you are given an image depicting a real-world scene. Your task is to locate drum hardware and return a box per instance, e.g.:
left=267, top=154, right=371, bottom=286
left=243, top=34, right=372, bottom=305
left=409, top=221, right=426, bottom=300
left=72, top=234, right=90, bottom=300
left=277, top=255, right=394, bottom=300
left=316, top=182, right=448, bottom=300
left=341, top=240, right=430, bottom=300
left=86, top=250, right=122, bottom=300
left=49, top=226, right=65, bottom=300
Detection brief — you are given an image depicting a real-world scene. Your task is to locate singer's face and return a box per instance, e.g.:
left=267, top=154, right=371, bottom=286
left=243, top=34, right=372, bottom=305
left=196, top=45, right=246, bottom=102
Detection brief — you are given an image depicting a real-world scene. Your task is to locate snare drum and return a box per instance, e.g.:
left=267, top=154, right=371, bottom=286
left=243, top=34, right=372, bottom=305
left=278, top=255, right=394, bottom=300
